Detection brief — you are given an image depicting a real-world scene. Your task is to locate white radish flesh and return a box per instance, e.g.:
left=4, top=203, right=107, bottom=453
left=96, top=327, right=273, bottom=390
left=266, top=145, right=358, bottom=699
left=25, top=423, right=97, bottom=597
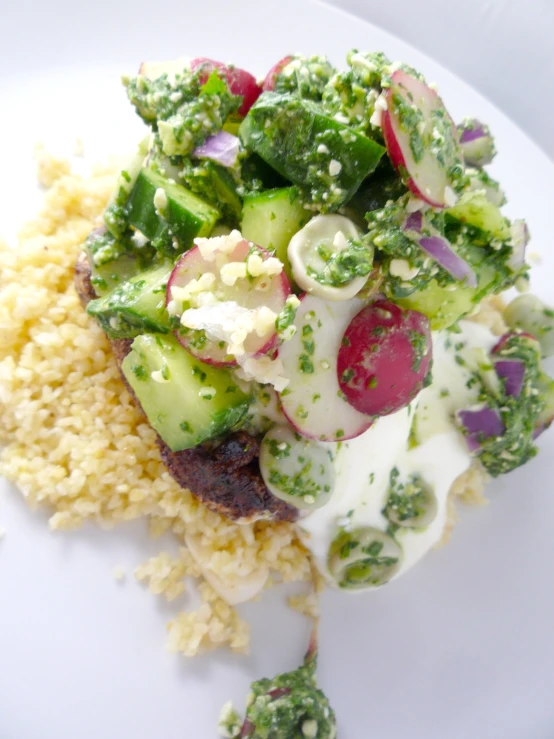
left=277, top=294, right=373, bottom=441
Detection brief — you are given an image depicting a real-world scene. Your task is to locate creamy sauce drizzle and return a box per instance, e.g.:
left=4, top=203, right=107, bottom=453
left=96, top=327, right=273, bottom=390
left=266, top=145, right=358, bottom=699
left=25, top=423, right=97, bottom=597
left=298, top=320, right=497, bottom=588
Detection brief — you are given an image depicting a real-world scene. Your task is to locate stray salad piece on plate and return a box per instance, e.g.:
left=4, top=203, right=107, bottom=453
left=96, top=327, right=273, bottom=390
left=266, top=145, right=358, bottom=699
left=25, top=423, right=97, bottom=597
left=2, top=48, right=553, bottom=738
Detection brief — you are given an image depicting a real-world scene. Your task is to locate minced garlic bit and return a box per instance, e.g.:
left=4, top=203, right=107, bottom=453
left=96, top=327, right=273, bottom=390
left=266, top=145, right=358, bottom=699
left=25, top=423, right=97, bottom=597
left=195, top=229, right=242, bottom=262
left=113, top=565, right=126, bottom=581
left=0, top=161, right=310, bottom=659
left=220, top=261, right=248, bottom=286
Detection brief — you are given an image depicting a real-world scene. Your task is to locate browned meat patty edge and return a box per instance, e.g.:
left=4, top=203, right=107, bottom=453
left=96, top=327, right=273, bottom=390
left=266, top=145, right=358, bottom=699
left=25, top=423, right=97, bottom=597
left=74, top=252, right=297, bottom=523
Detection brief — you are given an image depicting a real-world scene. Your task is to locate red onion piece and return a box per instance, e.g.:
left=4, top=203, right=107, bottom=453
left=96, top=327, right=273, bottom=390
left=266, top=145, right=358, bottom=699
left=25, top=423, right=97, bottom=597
left=459, top=125, right=487, bottom=144
left=193, top=131, right=240, bottom=168
left=494, top=359, right=525, bottom=397
left=457, top=119, right=495, bottom=166
left=403, top=214, right=477, bottom=287
left=404, top=210, right=423, bottom=232
left=456, top=406, right=505, bottom=452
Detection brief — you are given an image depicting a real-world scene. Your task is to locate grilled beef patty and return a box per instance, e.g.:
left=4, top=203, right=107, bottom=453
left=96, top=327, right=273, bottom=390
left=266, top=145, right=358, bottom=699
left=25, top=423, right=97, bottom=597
left=75, top=252, right=297, bottom=523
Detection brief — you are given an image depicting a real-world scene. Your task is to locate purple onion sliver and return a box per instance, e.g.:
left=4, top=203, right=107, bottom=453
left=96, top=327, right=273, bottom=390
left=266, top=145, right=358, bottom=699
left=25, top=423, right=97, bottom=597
left=456, top=406, right=505, bottom=453
left=494, top=359, right=525, bottom=397
left=193, top=131, right=240, bottom=168
left=459, top=126, right=487, bottom=144
left=403, top=211, right=423, bottom=233
left=419, top=235, right=478, bottom=288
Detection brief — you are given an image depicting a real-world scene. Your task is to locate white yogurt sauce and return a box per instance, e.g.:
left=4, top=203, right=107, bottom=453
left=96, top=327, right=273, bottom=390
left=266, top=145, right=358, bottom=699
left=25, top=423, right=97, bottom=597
left=298, top=319, right=498, bottom=588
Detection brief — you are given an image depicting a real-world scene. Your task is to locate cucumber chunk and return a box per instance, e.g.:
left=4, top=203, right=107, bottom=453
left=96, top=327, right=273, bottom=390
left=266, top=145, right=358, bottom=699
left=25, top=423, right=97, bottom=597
left=122, top=334, right=251, bottom=451
left=89, top=253, right=143, bottom=297
left=241, top=187, right=311, bottom=278
left=239, top=92, right=385, bottom=211
left=126, top=168, right=220, bottom=253
left=87, top=263, right=172, bottom=338
left=182, top=160, right=242, bottom=225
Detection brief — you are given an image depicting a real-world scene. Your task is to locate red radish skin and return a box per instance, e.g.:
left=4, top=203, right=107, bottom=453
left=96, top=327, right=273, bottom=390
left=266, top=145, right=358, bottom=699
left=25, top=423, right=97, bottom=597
left=382, top=70, right=461, bottom=208
left=191, top=57, right=262, bottom=116
left=337, top=299, right=432, bottom=417
left=167, top=238, right=290, bottom=366
left=492, top=331, right=537, bottom=355
left=262, top=55, right=294, bottom=92
left=277, top=295, right=374, bottom=442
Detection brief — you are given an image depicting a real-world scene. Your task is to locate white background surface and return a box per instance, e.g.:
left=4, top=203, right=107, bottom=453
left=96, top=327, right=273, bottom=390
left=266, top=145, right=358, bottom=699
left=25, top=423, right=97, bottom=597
left=324, top=0, right=554, bottom=161
left=1, top=1, right=554, bottom=738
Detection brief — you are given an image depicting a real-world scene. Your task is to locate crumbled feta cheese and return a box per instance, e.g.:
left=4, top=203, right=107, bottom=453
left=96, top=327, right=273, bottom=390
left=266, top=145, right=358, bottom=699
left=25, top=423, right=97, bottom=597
left=170, top=272, right=216, bottom=305
left=328, top=159, right=342, bottom=177
left=369, top=92, right=388, bottom=128
left=195, top=229, right=242, bottom=262
left=389, top=259, right=421, bottom=281
left=181, top=301, right=259, bottom=357
left=428, top=81, right=439, bottom=92
left=153, top=187, right=168, bottom=214
left=317, top=143, right=330, bottom=154
left=254, top=306, right=278, bottom=337
left=236, top=355, right=289, bottom=392
left=132, top=229, right=150, bottom=248
left=302, top=719, right=318, bottom=738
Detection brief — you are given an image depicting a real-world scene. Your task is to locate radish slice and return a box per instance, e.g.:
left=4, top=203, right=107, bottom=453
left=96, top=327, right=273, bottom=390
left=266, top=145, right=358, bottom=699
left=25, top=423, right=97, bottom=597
left=277, top=294, right=374, bottom=441
left=262, top=55, right=294, bottom=92
left=259, top=425, right=335, bottom=511
left=337, top=299, right=432, bottom=417
left=382, top=70, right=462, bottom=208
left=191, top=57, right=262, bottom=116
left=166, top=231, right=291, bottom=366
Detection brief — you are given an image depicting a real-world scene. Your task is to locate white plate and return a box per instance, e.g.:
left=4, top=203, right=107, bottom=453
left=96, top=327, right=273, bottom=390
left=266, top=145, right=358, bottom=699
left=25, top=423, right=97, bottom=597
left=1, top=1, right=554, bottom=737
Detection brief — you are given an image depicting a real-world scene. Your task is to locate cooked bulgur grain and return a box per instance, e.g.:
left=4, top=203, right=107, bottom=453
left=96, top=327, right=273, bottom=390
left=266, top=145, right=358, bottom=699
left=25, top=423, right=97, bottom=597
left=0, top=155, right=310, bottom=657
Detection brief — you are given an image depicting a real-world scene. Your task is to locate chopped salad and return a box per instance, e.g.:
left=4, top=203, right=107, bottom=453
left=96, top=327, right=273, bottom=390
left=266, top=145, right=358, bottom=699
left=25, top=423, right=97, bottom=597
left=78, top=48, right=554, bottom=738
